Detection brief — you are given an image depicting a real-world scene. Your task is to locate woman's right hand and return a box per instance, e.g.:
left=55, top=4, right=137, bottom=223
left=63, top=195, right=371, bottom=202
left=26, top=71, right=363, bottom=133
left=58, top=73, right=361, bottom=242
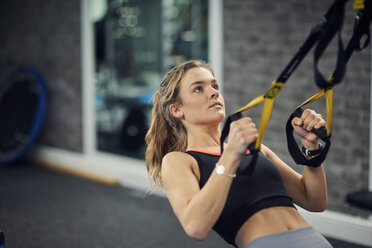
left=224, top=117, right=258, bottom=157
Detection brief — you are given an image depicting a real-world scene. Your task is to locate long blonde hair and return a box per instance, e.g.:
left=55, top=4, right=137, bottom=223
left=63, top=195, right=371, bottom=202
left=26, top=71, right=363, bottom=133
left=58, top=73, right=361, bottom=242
left=145, top=60, right=214, bottom=190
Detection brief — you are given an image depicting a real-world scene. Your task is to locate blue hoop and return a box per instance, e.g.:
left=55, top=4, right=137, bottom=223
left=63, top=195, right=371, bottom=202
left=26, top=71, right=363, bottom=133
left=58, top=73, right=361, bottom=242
left=0, top=66, right=47, bottom=165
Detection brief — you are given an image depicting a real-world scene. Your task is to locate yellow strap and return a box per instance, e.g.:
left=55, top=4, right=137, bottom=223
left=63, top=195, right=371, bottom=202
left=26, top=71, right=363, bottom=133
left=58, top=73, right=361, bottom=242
left=296, top=90, right=326, bottom=109
left=234, top=95, right=265, bottom=113
left=296, top=87, right=333, bottom=137
left=236, top=95, right=276, bottom=150
left=255, top=97, right=275, bottom=150
left=233, top=76, right=333, bottom=151
left=234, top=81, right=285, bottom=150
left=235, top=81, right=285, bottom=113
left=297, top=71, right=334, bottom=136
left=264, top=81, right=285, bottom=98
left=325, top=87, right=333, bottom=136
left=234, top=81, right=285, bottom=114
left=353, top=0, right=365, bottom=10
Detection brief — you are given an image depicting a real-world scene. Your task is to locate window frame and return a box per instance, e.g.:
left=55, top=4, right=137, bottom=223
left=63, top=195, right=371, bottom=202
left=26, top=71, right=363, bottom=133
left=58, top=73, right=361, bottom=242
left=82, top=0, right=224, bottom=188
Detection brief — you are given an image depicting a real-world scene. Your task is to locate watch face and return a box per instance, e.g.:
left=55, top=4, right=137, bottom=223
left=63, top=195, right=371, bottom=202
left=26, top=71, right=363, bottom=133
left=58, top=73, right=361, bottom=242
left=216, top=165, right=225, bottom=174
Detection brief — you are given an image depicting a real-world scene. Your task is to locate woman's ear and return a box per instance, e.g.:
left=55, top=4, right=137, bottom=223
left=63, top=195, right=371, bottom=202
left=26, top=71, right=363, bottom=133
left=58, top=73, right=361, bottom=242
left=169, top=103, right=184, bottom=119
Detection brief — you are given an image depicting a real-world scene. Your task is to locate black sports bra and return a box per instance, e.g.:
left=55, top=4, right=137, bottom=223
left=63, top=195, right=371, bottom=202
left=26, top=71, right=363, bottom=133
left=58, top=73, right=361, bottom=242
left=186, top=150, right=295, bottom=247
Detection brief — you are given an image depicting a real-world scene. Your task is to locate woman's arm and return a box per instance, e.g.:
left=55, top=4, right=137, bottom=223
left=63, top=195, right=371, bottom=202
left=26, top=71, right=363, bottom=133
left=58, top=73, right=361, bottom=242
left=162, top=151, right=239, bottom=240
left=261, top=108, right=328, bottom=212
left=261, top=145, right=327, bottom=212
left=162, top=117, right=257, bottom=240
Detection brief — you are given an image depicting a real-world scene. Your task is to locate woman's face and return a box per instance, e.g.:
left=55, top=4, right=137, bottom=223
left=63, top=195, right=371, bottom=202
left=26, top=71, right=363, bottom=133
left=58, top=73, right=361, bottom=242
left=174, top=66, right=225, bottom=127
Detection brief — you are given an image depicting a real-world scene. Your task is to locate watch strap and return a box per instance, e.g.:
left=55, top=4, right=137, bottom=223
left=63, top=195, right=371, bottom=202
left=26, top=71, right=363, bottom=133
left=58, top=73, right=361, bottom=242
left=301, top=143, right=324, bottom=157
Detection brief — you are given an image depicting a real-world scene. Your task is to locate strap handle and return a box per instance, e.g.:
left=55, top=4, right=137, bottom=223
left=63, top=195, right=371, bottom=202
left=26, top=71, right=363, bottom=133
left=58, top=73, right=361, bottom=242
left=220, top=112, right=258, bottom=175
left=220, top=112, right=244, bottom=155
left=286, top=108, right=331, bottom=167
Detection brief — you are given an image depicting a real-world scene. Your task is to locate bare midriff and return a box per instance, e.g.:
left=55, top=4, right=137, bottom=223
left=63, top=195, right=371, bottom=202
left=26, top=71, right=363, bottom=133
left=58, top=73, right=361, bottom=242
left=234, top=206, right=310, bottom=248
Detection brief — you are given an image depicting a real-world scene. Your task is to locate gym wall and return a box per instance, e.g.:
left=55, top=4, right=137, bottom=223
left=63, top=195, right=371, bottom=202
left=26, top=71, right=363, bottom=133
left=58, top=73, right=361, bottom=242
left=0, top=0, right=82, bottom=153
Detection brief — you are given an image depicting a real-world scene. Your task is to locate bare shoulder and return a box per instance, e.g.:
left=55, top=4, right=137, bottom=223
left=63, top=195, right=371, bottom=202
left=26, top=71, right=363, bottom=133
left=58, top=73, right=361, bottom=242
left=162, top=151, right=194, bottom=164
left=161, top=151, right=201, bottom=214
left=161, top=151, right=199, bottom=186
left=162, top=151, right=196, bottom=172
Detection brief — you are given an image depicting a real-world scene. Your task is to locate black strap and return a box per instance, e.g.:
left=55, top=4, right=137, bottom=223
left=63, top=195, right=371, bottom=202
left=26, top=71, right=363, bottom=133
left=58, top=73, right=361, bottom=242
left=276, top=16, right=325, bottom=83
left=314, top=0, right=372, bottom=88
left=279, top=0, right=348, bottom=85
left=286, top=108, right=331, bottom=167
left=314, top=0, right=347, bottom=88
left=344, top=0, right=372, bottom=61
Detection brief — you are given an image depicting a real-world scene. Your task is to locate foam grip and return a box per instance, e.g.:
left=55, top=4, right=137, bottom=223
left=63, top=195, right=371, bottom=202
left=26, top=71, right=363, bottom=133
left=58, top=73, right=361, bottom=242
left=286, top=108, right=331, bottom=167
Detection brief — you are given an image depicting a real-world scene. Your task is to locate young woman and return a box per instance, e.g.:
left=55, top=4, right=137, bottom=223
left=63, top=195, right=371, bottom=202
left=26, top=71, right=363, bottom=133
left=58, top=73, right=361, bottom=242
left=145, top=60, right=333, bottom=248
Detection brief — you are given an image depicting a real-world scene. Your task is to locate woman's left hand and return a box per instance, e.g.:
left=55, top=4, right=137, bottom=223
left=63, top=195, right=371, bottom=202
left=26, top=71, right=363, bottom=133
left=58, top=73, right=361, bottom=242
left=291, top=109, right=326, bottom=150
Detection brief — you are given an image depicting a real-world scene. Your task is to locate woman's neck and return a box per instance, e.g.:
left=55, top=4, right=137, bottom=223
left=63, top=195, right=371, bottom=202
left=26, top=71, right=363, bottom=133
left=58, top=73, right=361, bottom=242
left=186, top=125, right=221, bottom=151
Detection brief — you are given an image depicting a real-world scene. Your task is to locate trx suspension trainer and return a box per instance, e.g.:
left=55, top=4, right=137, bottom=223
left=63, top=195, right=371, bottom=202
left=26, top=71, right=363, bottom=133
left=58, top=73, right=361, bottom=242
left=221, top=0, right=372, bottom=174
